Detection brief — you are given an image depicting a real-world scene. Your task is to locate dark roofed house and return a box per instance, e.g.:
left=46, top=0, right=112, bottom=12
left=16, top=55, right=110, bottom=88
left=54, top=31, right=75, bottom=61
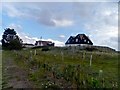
left=35, top=40, right=54, bottom=46
left=65, top=34, right=93, bottom=46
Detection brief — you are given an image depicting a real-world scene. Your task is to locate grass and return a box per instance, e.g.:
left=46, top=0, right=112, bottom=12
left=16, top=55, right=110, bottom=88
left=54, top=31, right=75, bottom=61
left=2, top=46, right=119, bottom=89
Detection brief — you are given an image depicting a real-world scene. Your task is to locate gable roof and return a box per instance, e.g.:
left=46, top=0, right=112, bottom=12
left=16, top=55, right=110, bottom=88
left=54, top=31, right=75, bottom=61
left=35, top=40, right=54, bottom=46
left=65, top=34, right=93, bottom=45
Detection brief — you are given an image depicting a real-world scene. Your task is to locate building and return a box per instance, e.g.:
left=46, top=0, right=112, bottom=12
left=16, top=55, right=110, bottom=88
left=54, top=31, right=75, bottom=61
left=35, top=40, right=54, bottom=46
left=22, top=43, right=34, bottom=48
left=65, top=34, right=93, bottom=46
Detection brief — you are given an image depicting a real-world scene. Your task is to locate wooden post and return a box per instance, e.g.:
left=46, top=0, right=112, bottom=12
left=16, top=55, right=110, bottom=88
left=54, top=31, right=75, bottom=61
left=72, top=46, right=74, bottom=59
left=30, top=50, right=32, bottom=61
left=90, top=54, right=92, bottom=67
left=102, top=78, right=105, bottom=88
left=83, top=51, right=85, bottom=60
left=34, top=49, right=36, bottom=56
left=61, top=51, right=64, bottom=62
left=99, top=70, right=103, bottom=77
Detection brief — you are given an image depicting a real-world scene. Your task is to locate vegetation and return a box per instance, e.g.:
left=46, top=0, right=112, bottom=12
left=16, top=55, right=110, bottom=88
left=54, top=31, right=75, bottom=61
left=1, top=28, right=23, bottom=50
left=2, top=46, right=119, bottom=89
left=0, top=45, right=2, bottom=50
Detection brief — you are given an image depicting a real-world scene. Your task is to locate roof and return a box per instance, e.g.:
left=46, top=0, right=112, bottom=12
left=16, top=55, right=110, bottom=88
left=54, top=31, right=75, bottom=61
left=65, top=34, right=93, bottom=45
left=35, top=40, right=54, bottom=46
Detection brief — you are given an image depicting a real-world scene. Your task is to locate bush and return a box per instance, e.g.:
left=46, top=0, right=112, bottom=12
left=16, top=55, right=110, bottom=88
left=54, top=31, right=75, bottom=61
left=8, top=39, right=22, bottom=50
left=85, top=47, right=97, bottom=51
left=42, top=47, right=50, bottom=51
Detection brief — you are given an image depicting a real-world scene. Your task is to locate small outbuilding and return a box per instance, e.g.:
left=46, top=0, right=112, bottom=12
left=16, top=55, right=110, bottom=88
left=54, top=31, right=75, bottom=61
left=35, top=40, right=54, bottom=46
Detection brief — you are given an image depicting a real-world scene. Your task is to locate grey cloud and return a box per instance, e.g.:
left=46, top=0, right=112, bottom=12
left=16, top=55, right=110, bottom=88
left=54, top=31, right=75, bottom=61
left=3, top=2, right=117, bottom=27
left=37, top=10, right=55, bottom=26
left=3, top=2, right=75, bottom=27
left=110, top=37, right=118, bottom=42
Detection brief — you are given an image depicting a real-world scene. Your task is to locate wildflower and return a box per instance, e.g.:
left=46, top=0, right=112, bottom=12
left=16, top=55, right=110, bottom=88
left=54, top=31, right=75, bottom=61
left=99, top=70, right=103, bottom=73
left=115, top=82, right=118, bottom=87
left=49, top=84, right=51, bottom=86
left=45, top=86, right=47, bottom=88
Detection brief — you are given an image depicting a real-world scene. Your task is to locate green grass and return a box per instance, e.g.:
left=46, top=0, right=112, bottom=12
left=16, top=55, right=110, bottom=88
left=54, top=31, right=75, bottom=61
left=2, top=47, right=119, bottom=89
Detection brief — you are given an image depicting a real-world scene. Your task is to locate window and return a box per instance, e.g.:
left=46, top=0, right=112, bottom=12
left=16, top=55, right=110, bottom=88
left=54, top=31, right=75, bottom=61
left=80, top=35, right=83, bottom=40
left=72, top=39, right=74, bottom=42
left=76, top=39, right=78, bottom=42
left=67, top=40, right=70, bottom=43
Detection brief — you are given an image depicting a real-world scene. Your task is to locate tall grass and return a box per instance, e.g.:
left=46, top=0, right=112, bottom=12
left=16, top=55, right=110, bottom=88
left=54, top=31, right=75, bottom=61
left=3, top=47, right=119, bottom=89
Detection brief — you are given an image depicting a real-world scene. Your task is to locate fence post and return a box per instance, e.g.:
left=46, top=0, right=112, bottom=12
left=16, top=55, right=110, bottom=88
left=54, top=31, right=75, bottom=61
left=34, top=49, right=36, bottom=56
left=83, top=51, right=86, bottom=60
left=30, top=50, right=33, bottom=61
left=90, top=54, right=92, bottom=67
left=61, top=51, right=64, bottom=62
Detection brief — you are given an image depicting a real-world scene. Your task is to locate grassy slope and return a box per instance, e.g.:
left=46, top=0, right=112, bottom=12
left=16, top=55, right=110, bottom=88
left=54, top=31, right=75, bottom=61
left=2, top=47, right=119, bottom=89
left=0, top=45, right=2, bottom=50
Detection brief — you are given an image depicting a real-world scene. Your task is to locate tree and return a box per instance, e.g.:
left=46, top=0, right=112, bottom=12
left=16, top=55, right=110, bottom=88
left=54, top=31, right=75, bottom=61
left=1, top=28, right=23, bottom=50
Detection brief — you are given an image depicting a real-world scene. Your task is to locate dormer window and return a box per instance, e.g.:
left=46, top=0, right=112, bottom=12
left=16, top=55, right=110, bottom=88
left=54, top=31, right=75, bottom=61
left=67, top=40, right=70, bottom=43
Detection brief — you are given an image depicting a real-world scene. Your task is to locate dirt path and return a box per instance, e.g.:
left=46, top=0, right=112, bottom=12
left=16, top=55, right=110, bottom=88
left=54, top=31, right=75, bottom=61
left=2, top=56, right=35, bottom=89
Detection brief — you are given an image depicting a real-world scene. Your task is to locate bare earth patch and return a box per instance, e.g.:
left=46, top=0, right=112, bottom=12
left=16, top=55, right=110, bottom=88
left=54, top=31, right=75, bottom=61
left=3, top=57, right=35, bottom=89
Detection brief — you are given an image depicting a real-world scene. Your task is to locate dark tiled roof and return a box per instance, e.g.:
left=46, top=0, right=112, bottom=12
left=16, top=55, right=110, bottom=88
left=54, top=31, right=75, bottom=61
left=65, top=34, right=93, bottom=45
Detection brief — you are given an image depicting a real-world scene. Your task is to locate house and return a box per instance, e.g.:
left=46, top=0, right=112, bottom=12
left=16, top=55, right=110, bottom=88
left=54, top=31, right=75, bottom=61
left=65, top=34, right=93, bottom=46
left=35, top=40, right=54, bottom=46
left=22, top=43, right=34, bottom=48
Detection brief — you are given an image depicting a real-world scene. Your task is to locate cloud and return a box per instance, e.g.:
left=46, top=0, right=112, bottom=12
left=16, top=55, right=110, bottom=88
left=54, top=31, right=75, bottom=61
left=82, top=2, right=118, bottom=50
left=59, top=35, right=66, bottom=38
left=36, top=8, right=74, bottom=27
left=0, top=32, right=2, bottom=44
left=3, top=3, right=74, bottom=27
left=0, top=2, right=2, bottom=27
left=36, top=10, right=55, bottom=26
left=8, top=23, right=22, bottom=32
left=84, top=24, right=118, bottom=50
left=3, top=2, right=117, bottom=27
left=3, top=4, right=23, bottom=18
left=2, top=0, right=119, bottom=2
left=102, top=37, right=118, bottom=51
left=52, top=19, right=73, bottom=27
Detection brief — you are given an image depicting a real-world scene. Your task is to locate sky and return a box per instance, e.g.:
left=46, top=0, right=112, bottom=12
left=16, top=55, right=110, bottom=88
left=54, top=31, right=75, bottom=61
left=0, top=0, right=119, bottom=50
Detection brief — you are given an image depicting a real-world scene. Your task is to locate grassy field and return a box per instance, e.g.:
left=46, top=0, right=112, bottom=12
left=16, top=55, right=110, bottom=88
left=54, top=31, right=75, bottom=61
left=2, top=46, right=119, bottom=89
